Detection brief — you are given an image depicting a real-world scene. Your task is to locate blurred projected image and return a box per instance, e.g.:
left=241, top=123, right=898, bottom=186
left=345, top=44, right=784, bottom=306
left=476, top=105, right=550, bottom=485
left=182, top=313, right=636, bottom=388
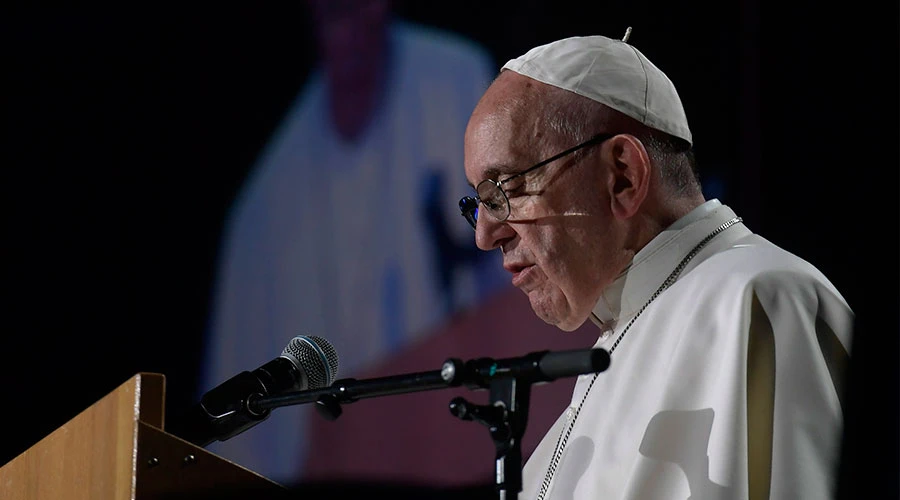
left=200, top=0, right=507, bottom=486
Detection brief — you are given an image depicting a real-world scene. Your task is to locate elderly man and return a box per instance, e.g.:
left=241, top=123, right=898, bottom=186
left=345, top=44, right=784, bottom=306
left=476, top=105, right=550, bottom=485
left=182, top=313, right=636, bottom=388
left=459, top=32, right=854, bottom=499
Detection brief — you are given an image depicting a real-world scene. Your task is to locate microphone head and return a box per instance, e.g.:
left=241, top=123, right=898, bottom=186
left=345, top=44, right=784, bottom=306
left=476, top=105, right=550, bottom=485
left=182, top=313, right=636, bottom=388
left=282, top=335, right=339, bottom=389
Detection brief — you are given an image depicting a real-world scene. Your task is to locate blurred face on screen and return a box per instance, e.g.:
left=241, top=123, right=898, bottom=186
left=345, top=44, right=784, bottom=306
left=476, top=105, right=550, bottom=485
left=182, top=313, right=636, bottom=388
left=309, top=0, right=391, bottom=87
left=308, top=0, right=392, bottom=140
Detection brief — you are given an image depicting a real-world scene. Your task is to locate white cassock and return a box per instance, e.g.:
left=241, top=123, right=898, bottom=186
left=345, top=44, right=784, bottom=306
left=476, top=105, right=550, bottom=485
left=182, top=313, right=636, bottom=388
left=521, top=199, right=853, bottom=500
left=200, top=21, right=507, bottom=485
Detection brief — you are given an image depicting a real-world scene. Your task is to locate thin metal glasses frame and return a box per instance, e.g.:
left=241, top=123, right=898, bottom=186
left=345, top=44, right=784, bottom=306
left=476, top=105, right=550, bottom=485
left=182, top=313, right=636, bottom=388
left=458, top=133, right=613, bottom=229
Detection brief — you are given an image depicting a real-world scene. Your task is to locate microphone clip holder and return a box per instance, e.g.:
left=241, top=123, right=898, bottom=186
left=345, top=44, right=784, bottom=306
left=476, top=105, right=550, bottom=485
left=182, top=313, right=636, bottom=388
left=449, top=374, right=531, bottom=499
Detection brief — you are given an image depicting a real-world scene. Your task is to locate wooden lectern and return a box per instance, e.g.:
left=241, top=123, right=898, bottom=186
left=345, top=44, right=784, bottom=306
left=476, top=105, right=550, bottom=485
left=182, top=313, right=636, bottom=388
left=0, top=372, right=289, bottom=500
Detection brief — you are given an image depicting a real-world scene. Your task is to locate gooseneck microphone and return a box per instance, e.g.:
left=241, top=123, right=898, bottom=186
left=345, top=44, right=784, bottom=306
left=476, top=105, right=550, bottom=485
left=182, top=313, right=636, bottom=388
left=169, top=335, right=339, bottom=447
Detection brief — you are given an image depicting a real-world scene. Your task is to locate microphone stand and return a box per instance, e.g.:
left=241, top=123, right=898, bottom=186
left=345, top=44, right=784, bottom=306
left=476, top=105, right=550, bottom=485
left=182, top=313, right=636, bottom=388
left=248, top=348, right=611, bottom=500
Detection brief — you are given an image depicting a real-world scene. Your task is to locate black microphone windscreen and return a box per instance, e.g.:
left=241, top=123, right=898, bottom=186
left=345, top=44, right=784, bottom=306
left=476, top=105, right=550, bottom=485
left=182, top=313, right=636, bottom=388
left=282, top=335, right=339, bottom=389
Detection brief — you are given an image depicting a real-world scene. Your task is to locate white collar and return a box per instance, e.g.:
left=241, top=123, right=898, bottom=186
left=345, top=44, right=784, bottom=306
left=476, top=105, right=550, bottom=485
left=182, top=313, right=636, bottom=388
left=589, top=199, right=737, bottom=334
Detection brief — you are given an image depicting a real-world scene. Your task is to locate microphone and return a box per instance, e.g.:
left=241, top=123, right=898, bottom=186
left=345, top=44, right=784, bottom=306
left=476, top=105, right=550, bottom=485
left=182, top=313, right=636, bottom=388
left=169, top=335, right=339, bottom=447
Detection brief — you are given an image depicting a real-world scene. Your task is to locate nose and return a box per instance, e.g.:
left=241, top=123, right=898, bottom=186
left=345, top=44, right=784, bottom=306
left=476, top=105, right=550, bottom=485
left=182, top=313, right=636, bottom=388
left=474, top=212, right=516, bottom=252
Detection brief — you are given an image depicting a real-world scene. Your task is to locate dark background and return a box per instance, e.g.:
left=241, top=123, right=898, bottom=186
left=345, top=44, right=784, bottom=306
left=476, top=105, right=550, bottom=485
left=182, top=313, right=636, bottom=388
left=2, top=2, right=897, bottom=498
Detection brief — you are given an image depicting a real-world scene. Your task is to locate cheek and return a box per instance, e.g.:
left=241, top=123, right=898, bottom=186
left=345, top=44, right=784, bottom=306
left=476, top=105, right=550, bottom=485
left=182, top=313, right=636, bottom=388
left=545, top=226, right=612, bottom=299
left=531, top=229, right=584, bottom=289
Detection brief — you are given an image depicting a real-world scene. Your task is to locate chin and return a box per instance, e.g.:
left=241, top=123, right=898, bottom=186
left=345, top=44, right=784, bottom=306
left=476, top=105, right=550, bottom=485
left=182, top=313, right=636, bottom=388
left=555, top=319, right=586, bottom=332
left=528, top=289, right=586, bottom=332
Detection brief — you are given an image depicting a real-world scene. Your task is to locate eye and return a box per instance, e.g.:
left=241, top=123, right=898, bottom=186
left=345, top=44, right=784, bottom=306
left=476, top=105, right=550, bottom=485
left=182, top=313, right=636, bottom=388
left=483, top=198, right=504, bottom=211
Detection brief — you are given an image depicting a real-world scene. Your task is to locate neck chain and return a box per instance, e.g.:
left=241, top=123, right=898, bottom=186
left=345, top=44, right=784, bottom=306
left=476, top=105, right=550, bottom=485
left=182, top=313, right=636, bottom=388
left=535, top=216, right=742, bottom=500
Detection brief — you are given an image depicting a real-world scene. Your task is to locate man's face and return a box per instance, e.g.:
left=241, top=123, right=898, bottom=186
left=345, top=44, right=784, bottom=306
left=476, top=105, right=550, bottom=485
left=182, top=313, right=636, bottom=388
left=464, top=73, right=631, bottom=331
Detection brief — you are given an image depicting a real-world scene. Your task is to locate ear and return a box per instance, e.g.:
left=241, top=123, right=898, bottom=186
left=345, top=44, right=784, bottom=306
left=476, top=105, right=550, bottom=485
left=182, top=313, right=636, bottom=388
left=605, top=134, right=651, bottom=220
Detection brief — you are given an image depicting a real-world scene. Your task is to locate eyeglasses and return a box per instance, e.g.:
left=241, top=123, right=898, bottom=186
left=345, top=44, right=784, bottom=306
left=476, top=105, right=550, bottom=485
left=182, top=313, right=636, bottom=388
left=458, top=133, right=613, bottom=229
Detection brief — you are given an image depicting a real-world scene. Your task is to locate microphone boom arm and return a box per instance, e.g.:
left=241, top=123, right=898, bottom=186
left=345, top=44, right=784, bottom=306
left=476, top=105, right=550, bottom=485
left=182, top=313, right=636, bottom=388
left=248, top=367, right=453, bottom=415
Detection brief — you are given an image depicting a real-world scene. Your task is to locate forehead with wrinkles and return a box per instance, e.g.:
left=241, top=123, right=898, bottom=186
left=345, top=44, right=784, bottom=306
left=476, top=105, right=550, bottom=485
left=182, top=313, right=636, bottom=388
left=466, top=72, right=562, bottom=183
left=473, top=72, right=553, bottom=138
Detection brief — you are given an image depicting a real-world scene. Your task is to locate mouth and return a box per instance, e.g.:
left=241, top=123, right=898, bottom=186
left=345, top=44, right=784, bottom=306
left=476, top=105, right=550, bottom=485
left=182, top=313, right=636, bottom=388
left=504, top=262, right=536, bottom=288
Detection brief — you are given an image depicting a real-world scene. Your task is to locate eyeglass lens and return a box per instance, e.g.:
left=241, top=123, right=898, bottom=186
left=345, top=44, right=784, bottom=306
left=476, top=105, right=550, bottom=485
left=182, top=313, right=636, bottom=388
left=476, top=180, right=510, bottom=222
